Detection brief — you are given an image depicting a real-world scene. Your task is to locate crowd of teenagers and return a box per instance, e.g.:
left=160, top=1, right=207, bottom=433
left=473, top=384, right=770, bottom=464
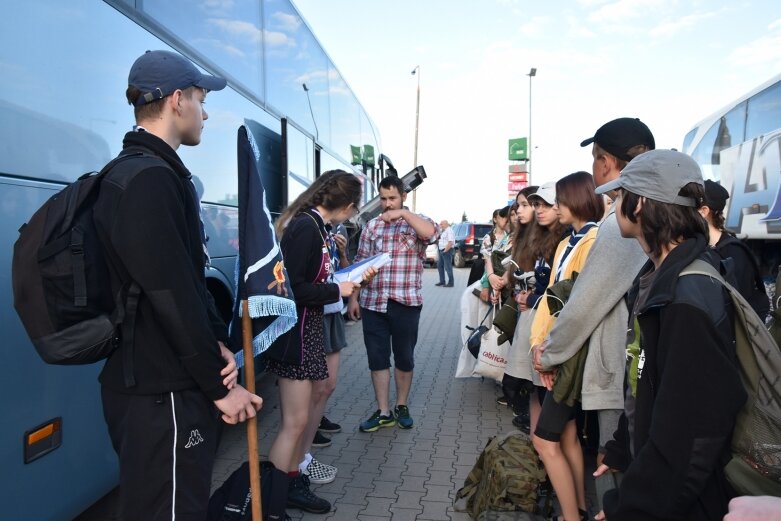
left=80, top=49, right=778, bottom=521
left=459, top=117, right=775, bottom=521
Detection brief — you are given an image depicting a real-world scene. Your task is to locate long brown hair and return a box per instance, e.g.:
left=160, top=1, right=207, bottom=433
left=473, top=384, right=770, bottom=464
left=511, top=186, right=538, bottom=271
left=556, top=171, right=604, bottom=224
left=276, top=170, right=362, bottom=237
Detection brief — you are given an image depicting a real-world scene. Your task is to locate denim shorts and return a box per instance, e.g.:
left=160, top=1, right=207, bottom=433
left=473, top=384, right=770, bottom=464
left=361, top=300, right=422, bottom=372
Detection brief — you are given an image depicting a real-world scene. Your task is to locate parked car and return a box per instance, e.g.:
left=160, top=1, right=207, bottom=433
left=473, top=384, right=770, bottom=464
left=451, top=222, right=492, bottom=268
left=425, top=243, right=439, bottom=267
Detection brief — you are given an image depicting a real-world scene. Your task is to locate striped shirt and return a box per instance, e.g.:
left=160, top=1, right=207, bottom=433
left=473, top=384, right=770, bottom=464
left=355, top=213, right=440, bottom=313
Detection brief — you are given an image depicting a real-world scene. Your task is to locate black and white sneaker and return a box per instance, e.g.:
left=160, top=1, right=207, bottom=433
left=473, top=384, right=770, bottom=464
left=318, top=416, right=342, bottom=433
left=306, top=458, right=337, bottom=484
left=312, top=431, right=331, bottom=448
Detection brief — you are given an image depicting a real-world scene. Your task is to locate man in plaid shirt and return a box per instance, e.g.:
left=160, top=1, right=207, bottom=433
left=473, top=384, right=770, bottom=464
left=347, top=176, right=440, bottom=432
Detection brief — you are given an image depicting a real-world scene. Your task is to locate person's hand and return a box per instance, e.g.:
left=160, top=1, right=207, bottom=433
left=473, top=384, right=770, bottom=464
left=540, top=369, right=556, bottom=391
left=347, top=296, right=361, bottom=320
left=593, top=463, right=616, bottom=477
left=479, top=287, right=490, bottom=303
left=725, top=496, right=781, bottom=521
left=488, top=273, right=506, bottom=291
left=333, top=233, right=348, bottom=253
left=594, top=510, right=606, bottom=521
left=218, top=341, right=238, bottom=389
left=214, top=385, right=263, bottom=424
left=339, top=281, right=361, bottom=297
left=361, top=266, right=378, bottom=284
left=532, top=342, right=547, bottom=372
left=490, top=289, right=501, bottom=305
left=380, top=209, right=405, bottom=223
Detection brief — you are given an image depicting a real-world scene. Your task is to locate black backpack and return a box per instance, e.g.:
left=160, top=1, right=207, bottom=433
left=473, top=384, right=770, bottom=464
left=12, top=151, right=156, bottom=381
left=207, top=460, right=288, bottom=521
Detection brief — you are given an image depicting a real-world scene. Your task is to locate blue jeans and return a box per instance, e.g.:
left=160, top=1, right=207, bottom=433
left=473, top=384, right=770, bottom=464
left=437, top=249, right=454, bottom=284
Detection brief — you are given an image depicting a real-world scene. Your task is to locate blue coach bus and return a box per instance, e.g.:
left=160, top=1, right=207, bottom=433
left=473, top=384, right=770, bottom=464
left=0, top=1, right=392, bottom=518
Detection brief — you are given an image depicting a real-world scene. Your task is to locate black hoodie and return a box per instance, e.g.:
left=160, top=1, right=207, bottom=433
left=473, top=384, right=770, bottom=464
left=603, top=235, right=746, bottom=521
left=93, top=130, right=229, bottom=401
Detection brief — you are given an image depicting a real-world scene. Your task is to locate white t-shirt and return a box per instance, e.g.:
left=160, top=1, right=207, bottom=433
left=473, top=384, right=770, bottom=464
left=438, top=226, right=455, bottom=249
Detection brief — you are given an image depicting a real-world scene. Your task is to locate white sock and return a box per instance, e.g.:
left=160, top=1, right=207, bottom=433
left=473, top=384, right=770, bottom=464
left=298, top=452, right=313, bottom=474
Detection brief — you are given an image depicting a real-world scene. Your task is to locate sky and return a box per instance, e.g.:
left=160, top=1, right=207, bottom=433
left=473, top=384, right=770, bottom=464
left=292, top=0, right=781, bottom=224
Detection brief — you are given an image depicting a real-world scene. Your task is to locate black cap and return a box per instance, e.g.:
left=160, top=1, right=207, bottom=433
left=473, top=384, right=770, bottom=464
left=128, top=50, right=227, bottom=106
left=580, top=117, right=655, bottom=161
left=704, top=179, right=729, bottom=211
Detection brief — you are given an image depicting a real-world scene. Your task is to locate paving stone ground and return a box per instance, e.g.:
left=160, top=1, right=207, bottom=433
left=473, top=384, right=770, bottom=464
left=77, top=266, right=597, bottom=520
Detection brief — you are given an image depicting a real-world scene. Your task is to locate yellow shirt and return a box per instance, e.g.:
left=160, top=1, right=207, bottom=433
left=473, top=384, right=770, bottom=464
left=529, top=226, right=598, bottom=348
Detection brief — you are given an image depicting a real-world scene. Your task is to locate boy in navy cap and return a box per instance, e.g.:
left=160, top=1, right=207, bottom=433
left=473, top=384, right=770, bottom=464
left=93, top=50, right=262, bottom=520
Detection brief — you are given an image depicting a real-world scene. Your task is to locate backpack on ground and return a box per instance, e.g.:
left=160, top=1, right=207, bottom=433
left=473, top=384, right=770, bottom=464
left=454, top=431, right=546, bottom=519
left=206, top=460, right=288, bottom=521
left=680, top=259, right=781, bottom=496
left=12, top=151, right=155, bottom=373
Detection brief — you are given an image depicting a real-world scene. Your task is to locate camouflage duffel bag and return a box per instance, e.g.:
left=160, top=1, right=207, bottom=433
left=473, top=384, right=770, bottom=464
left=454, top=430, right=546, bottom=519
left=477, top=510, right=547, bottom=521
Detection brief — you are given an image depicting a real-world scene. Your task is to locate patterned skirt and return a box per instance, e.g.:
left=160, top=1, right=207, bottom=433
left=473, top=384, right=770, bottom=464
left=265, top=307, right=329, bottom=381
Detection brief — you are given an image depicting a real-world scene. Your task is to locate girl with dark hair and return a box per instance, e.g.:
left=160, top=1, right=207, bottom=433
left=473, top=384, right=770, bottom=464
left=264, top=170, right=364, bottom=515
left=481, top=206, right=513, bottom=302
left=700, top=179, right=769, bottom=320
left=595, top=151, right=744, bottom=521
left=498, top=186, right=539, bottom=419
left=507, top=182, right=567, bottom=432
left=528, top=172, right=604, bottom=521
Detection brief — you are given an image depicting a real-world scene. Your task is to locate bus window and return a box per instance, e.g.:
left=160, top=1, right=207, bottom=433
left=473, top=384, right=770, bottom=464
left=746, top=80, right=781, bottom=140
left=682, top=128, right=697, bottom=153
left=141, top=0, right=264, bottom=97
left=690, top=101, right=746, bottom=178
left=286, top=123, right=315, bottom=205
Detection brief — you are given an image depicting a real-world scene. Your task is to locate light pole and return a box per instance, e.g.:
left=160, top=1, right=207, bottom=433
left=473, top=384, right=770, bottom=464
left=411, top=65, right=420, bottom=212
left=527, top=67, right=536, bottom=180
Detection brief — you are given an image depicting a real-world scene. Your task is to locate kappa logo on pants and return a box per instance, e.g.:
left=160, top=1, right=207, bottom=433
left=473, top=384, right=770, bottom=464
left=184, top=429, right=204, bottom=448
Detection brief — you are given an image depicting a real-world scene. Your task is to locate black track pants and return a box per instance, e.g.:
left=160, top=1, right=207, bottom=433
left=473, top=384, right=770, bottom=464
left=102, top=387, right=220, bottom=521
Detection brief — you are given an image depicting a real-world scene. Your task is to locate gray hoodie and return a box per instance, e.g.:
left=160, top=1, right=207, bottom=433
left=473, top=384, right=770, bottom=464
left=540, top=208, right=647, bottom=411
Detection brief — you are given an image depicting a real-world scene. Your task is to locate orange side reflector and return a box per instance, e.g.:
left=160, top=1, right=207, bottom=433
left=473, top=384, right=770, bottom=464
left=27, top=421, right=58, bottom=446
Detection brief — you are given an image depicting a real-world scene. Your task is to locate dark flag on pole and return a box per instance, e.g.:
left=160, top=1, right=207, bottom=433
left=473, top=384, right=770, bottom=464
left=231, top=122, right=296, bottom=368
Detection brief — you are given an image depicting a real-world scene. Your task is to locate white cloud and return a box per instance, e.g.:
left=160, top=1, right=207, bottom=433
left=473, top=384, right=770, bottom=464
left=728, top=18, right=781, bottom=68
left=587, top=0, right=671, bottom=25
left=519, top=16, right=551, bottom=38
left=208, top=18, right=262, bottom=43
left=272, top=12, right=302, bottom=32
left=649, top=10, right=718, bottom=38
left=566, top=15, right=597, bottom=38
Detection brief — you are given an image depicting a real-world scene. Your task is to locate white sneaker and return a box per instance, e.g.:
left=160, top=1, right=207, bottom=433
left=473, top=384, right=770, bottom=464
left=305, top=458, right=337, bottom=484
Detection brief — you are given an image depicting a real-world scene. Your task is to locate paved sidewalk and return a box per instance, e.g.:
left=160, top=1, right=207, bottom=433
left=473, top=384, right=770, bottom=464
left=212, top=267, right=511, bottom=521
left=77, top=267, right=598, bottom=520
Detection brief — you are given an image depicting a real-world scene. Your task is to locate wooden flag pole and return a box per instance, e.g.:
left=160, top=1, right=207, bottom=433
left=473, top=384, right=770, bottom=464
left=242, top=299, right=262, bottom=521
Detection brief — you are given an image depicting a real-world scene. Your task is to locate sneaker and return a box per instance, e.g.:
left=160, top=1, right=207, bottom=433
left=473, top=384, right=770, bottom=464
left=312, top=431, right=331, bottom=448
left=435, top=282, right=445, bottom=286
left=287, top=474, right=331, bottom=513
left=306, top=458, right=337, bottom=484
left=496, top=395, right=510, bottom=407
left=512, top=412, right=530, bottom=434
left=359, top=410, right=396, bottom=432
left=318, top=416, right=341, bottom=433
left=394, top=405, right=414, bottom=429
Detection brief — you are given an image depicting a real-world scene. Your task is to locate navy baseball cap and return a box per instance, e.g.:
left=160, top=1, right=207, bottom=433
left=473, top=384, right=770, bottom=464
left=580, top=117, right=655, bottom=162
left=128, top=50, right=227, bottom=106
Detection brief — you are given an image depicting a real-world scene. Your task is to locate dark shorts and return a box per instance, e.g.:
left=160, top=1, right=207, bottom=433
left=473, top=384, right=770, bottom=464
left=534, top=390, right=577, bottom=442
left=361, top=299, right=422, bottom=372
left=323, top=312, right=347, bottom=354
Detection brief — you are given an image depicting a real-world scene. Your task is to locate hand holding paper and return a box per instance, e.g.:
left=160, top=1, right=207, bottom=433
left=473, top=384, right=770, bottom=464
left=334, top=253, right=392, bottom=284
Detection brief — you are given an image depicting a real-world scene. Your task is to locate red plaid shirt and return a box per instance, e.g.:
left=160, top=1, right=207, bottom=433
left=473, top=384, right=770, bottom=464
left=355, top=214, right=440, bottom=313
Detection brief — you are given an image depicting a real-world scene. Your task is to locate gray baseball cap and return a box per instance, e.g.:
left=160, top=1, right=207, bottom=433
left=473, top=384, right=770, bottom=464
left=595, top=149, right=703, bottom=207
left=128, top=50, right=227, bottom=106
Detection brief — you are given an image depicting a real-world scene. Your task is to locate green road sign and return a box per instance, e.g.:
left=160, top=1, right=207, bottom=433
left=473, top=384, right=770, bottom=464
left=509, top=137, right=528, bottom=161
left=363, top=144, right=375, bottom=166
left=350, top=145, right=362, bottom=165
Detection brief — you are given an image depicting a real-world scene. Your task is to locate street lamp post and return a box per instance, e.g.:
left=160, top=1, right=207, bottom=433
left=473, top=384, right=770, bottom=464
left=527, top=67, right=536, bottom=180
left=411, top=65, right=420, bottom=212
